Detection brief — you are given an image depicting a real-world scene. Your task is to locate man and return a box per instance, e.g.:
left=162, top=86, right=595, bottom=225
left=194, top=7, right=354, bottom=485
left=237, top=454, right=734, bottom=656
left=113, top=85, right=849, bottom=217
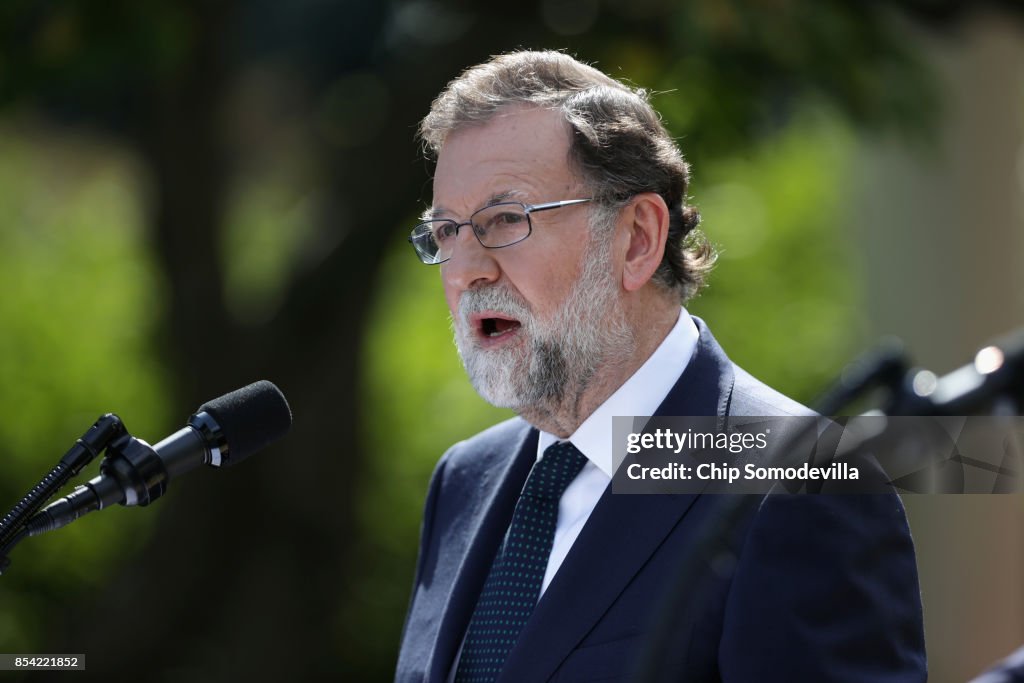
left=396, top=50, right=925, bottom=682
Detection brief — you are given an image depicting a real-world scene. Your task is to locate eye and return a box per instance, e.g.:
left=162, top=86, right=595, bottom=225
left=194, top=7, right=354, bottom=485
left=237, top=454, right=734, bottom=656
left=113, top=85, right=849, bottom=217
left=491, top=211, right=526, bottom=227
left=432, top=221, right=458, bottom=244
left=478, top=210, right=526, bottom=235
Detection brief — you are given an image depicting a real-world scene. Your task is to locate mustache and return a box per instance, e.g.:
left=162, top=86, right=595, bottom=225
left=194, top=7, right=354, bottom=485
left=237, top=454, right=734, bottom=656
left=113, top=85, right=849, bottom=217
left=457, top=286, right=533, bottom=327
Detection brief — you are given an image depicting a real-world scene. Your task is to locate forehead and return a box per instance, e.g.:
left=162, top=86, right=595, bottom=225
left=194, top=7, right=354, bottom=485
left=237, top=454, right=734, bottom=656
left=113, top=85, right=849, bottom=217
left=431, top=106, right=577, bottom=217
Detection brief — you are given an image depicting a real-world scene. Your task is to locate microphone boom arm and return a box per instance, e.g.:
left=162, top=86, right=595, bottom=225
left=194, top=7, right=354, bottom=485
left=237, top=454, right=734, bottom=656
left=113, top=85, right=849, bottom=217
left=0, top=413, right=126, bottom=574
left=0, top=380, right=292, bottom=576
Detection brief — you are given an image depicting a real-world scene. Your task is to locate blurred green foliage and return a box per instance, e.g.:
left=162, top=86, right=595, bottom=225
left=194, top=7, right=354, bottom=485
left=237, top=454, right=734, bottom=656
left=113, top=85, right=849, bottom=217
left=0, top=0, right=190, bottom=108
left=688, top=108, right=866, bottom=401
left=0, top=125, right=168, bottom=654
left=221, top=171, right=317, bottom=325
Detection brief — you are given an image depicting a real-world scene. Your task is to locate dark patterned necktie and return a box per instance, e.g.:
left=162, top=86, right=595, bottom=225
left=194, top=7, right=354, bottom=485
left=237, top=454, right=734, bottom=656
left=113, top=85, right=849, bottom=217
left=454, top=441, right=589, bottom=683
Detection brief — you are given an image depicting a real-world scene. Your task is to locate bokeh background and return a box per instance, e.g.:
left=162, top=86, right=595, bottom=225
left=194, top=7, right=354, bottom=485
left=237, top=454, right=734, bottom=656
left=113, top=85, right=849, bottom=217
left=0, top=1, right=1022, bottom=681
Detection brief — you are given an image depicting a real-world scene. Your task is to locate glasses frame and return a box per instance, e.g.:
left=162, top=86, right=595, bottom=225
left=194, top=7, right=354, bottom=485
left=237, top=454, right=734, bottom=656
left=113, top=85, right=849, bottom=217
left=408, top=198, right=592, bottom=265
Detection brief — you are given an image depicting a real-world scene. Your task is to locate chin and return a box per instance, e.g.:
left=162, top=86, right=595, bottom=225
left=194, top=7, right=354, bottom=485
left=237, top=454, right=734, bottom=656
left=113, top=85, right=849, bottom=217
left=468, top=370, right=526, bottom=410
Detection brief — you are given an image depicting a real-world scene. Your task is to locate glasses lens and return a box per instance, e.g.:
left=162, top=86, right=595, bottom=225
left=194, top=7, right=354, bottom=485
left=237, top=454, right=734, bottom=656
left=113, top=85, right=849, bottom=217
left=471, top=203, right=531, bottom=248
left=410, top=220, right=458, bottom=264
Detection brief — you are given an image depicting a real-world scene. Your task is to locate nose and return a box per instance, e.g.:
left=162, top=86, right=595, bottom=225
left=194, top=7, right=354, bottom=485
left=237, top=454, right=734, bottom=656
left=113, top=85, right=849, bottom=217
left=441, top=225, right=501, bottom=291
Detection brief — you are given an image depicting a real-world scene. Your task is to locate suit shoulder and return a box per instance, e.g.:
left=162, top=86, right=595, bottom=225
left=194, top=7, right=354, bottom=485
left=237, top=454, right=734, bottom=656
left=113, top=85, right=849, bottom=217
left=441, top=415, right=535, bottom=474
left=730, top=364, right=816, bottom=417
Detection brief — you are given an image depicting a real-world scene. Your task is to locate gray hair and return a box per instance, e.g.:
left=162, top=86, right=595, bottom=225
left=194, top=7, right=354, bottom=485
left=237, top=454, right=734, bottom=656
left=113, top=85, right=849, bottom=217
left=420, top=50, right=715, bottom=301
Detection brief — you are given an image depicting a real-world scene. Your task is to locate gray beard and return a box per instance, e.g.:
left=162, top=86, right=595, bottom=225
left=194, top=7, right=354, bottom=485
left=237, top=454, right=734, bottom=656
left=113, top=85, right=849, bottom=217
left=452, top=236, right=635, bottom=420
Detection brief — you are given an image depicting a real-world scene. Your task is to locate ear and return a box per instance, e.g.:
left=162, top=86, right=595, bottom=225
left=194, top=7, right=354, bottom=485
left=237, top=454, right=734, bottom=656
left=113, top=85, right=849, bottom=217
left=620, top=193, right=669, bottom=293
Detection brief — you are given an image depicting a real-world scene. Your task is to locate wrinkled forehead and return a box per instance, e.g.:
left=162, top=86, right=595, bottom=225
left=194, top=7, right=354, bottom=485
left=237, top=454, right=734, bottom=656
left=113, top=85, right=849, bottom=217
left=429, top=106, right=579, bottom=217
left=425, top=190, right=529, bottom=221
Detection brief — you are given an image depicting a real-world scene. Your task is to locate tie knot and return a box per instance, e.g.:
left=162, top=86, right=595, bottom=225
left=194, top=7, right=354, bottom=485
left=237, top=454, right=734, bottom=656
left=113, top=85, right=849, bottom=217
left=522, top=441, right=589, bottom=501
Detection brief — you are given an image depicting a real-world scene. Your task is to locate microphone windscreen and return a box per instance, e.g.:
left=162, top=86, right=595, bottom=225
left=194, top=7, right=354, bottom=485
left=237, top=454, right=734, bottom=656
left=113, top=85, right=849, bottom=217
left=198, top=380, right=293, bottom=463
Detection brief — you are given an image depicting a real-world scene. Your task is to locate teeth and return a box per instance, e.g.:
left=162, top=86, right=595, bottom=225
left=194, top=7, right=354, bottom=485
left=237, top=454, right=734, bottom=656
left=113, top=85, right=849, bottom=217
left=487, top=330, right=503, bottom=337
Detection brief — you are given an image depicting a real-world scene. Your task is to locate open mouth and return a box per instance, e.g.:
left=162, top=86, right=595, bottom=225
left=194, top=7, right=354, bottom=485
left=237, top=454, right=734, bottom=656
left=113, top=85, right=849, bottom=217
left=471, top=312, right=522, bottom=344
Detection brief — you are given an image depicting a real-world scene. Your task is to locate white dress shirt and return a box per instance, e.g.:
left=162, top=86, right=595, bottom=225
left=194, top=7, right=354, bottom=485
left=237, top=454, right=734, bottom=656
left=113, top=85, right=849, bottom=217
left=446, top=310, right=700, bottom=682
left=535, top=308, right=699, bottom=594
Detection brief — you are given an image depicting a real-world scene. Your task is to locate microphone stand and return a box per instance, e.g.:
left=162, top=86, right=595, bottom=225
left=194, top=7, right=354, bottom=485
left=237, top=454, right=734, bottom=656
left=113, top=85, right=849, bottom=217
left=0, top=412, right=167, bottom=575
left=634, top=327, right=1024, bottom=682
left=0, top=414, right=123, bottom=574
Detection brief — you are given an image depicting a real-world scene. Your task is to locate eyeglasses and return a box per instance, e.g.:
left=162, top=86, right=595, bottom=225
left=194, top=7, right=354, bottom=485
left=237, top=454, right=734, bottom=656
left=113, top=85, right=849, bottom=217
left=408, top=198, right=592, bottom=265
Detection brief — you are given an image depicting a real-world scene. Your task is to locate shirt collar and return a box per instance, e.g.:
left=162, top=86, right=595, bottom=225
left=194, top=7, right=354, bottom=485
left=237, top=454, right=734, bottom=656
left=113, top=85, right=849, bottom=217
left=537, top=308, right=699, bottom=476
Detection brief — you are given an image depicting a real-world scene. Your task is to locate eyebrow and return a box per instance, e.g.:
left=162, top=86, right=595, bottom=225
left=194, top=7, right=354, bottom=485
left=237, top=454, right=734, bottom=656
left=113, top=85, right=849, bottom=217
left=425, top=190, right=527, bottom=221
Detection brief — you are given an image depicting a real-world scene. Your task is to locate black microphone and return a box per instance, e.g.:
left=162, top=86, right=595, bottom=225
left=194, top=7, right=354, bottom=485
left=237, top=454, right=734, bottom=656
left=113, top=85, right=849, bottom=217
left=25, top=381, right=292, bottom=535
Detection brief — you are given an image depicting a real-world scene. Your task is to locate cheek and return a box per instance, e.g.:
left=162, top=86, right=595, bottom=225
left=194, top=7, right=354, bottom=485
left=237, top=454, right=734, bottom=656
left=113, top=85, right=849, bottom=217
left=443, top=286, right=460, bottom=319
left=506, top=268, right=571, bottom=319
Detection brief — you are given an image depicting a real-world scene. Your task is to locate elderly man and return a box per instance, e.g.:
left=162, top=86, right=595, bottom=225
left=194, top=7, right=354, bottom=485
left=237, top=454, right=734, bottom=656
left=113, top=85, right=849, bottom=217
left=396, top=50, right=925, bottom=683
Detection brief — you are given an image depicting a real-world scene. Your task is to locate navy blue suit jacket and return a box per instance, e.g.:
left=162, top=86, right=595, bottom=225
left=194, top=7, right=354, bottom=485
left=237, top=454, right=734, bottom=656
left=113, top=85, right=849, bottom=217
left=396, top=319, right=926, bottom=682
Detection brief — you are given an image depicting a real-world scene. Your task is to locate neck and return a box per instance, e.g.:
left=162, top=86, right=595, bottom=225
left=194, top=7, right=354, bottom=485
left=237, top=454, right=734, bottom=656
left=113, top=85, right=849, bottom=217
left=520, top=301, right=680, bottom=438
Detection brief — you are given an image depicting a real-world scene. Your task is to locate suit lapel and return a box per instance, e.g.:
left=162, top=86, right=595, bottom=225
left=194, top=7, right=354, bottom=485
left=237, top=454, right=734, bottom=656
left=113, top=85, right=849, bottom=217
left=427, top=423, right=539, bottom=682
left=498, top=317, right=736, bottom=683
left=653, top=317, right=734, bottom=420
